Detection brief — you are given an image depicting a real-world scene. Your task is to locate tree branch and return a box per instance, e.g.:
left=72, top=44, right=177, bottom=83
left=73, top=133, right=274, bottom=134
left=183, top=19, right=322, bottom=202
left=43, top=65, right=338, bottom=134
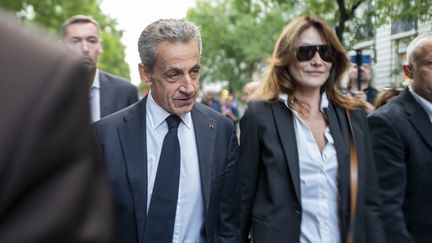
left=349, top=0, right=367, bottom=17
left=335, top=0, right=367, bottom=44
left=336, top=0, right=349, bottom=42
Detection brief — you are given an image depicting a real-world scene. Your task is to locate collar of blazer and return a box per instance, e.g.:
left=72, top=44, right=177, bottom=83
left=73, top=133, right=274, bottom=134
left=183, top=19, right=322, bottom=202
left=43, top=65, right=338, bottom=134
left=400, top=88, right=432, bottom=148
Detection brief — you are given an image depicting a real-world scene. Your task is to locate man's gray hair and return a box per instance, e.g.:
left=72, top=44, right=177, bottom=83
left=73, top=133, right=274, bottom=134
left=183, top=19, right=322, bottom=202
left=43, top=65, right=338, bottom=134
left=406, top=33, right=432, bottom=64
left=137, top=19, right=202, bottom=73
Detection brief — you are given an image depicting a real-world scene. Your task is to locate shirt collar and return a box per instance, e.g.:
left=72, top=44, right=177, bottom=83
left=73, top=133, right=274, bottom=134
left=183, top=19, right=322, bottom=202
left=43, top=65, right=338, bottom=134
left=409, top=85, right=432, bottom=122
left=147, top=90, right=192, bottom=130
left=278, top=92, right=330, bottom=112
left=91, top=69, right=100, bottom=89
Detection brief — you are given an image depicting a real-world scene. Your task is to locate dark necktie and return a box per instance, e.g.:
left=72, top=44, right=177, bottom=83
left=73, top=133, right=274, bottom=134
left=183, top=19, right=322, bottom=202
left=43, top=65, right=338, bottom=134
left=144, top=115, right=181, bottom=243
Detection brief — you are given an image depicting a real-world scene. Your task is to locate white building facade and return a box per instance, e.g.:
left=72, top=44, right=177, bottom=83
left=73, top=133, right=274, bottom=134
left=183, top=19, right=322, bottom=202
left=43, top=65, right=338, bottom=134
left=350, top=20, right=432, bottom=89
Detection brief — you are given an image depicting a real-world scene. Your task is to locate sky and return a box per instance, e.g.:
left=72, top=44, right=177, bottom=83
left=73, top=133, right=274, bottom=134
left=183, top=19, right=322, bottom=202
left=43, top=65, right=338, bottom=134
left=100, top=0, right=196, bottom=85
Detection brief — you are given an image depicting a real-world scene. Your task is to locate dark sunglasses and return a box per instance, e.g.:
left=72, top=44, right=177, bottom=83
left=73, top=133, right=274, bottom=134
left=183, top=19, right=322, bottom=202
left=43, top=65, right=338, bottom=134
left=296, top=45, right=335, bottom=63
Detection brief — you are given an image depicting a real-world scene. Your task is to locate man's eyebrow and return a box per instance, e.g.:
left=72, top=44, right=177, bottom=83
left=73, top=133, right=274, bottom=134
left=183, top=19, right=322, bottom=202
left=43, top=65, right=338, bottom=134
left=190, top=64, right=201, bottom=70
left=167, top=67, right=183, bottom=72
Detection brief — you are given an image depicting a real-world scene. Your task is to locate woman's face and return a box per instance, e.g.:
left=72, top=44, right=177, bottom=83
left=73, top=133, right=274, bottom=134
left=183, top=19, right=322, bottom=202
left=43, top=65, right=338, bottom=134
left=288, top=26, right=333, bottom=93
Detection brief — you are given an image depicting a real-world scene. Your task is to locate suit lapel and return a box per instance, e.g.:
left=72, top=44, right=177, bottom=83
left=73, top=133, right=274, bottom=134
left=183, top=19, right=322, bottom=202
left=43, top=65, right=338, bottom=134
left=191, top=105, right=216, bottom=213
left=402, top=90, right=432, bottom=148
left=99, top=71, right=111, bottom=117
left=325, top=104, right=350, bottom=233
left=118, top=97, right=148, bottom=242
left=272, top=102, right=301, bottom=202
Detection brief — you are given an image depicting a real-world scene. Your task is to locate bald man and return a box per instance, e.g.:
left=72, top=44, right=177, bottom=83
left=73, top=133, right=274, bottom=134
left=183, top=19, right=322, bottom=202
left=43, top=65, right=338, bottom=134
left=368, top=34, right=432, bottom=243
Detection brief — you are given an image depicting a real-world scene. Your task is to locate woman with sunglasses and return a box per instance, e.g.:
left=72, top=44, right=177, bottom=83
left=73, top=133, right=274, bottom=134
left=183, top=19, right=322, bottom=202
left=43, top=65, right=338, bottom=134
left=239, top=15, right=385, bottom=243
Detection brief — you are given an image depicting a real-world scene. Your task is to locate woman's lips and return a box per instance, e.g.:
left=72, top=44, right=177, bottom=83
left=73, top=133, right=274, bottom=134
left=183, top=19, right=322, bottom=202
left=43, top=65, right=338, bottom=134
left=306, top=70, right=324, bottom=76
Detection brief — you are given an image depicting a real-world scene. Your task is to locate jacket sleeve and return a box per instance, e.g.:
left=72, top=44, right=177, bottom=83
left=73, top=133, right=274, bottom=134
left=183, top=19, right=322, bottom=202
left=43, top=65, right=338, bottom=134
left=368, top=113, right=414, bottom=243
left=238, top=104, right=261, bottom=243
left=217, top=123, right=241, bottom=243
left=355, top=111, right=386, bottom=243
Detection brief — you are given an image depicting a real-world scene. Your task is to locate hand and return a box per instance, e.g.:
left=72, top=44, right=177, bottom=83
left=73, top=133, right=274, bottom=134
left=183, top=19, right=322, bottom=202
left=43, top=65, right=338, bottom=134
left=222, top=106, right=231, bottom=115
left=351, top=90, right=367, bottom=102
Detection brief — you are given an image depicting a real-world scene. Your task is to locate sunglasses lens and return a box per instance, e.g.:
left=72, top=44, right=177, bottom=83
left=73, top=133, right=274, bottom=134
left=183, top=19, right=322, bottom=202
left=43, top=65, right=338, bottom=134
left=296, top=45, right=335, bottom=62
left=318, top=46, right=335, bottom=62
left=296, top=46, right=315, bottom=62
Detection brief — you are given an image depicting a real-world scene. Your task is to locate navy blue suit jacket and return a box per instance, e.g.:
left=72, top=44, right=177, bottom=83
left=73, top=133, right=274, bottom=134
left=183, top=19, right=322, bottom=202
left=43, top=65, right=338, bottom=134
left=99, top=70, right=138, bottom=118
left=368, top=88, right=432, bottom=243
left=93, top=96, right=240, bottom=243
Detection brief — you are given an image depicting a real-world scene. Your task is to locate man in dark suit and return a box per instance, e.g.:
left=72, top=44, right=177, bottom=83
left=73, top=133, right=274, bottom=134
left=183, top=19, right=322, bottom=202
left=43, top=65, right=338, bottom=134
left=0, top=9, right=113, bottom=243
left=368, top=33, right=432, bottom=243
left=93, top=19, right=240, bottom=243
left=61, top=15, right=138, bottom=122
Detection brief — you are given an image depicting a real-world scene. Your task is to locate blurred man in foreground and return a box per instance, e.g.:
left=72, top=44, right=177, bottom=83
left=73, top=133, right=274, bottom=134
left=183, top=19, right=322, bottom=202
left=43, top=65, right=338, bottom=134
left=0, top=9, right=113, bottom=243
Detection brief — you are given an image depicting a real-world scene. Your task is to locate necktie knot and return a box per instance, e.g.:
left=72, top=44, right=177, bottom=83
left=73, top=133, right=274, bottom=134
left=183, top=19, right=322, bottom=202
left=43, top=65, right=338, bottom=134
left=166, top=115, right=181, bottom=129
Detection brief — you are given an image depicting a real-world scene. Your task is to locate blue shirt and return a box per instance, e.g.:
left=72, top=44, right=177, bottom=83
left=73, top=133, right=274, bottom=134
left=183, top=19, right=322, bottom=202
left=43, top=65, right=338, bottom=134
left=89, top=69, right=100, bottom=122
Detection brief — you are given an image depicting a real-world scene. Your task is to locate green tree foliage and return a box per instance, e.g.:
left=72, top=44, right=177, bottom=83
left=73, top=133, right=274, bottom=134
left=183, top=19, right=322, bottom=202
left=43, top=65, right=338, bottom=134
left=0, top=0, right=130, bottom=80
left=297, top=0, right=432, bottom=46
left=188, top=0, right=432, bottom=92
left=188, top=0, right=292, bottom=92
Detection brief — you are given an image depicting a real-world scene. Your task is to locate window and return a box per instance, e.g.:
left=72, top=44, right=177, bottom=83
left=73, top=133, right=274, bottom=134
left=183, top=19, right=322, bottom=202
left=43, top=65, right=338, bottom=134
left=391, top=19, right=417, bottom=35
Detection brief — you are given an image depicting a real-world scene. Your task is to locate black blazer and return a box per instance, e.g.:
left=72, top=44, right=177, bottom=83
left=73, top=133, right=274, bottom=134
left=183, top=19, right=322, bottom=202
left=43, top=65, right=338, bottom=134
left=99, top=70, right=138, bottom=118
left=368, top=88, right=432, bottom=243
left=93, top=96, right=240, bottom=243
left=239, top=100, right=384, bottom=243
left=0, top=11, right=113, bottom=243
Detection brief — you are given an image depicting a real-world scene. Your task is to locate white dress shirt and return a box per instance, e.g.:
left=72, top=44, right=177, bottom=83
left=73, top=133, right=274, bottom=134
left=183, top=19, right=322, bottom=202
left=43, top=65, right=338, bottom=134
left=146, top=91, right=205, bottom=243
left=89, top=69, right=100, bottom=122
left=409, top=85, right=432, bottom=123
left=280, top=93, right=341, bottom=243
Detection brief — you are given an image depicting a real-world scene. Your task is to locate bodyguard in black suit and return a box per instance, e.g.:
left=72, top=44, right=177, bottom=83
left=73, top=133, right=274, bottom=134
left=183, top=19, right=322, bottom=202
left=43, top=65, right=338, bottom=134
left=93, top=19, right=239, bottom=243
left=368, top=34, right=432, bottom=243
left=61, top=15, right=138, bottom=122
left=239, top=15, right=384, bottom=243
left=98, top=70, right=139, bottom=117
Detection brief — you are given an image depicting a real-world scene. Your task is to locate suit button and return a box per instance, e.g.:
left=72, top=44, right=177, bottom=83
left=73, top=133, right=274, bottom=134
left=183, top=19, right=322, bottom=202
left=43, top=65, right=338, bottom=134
left=295, top=209, right=301, bottom=214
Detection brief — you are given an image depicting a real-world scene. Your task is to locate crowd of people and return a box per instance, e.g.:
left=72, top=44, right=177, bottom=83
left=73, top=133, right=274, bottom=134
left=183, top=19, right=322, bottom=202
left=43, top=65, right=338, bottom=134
left=1, top=7, right=432, bottom=243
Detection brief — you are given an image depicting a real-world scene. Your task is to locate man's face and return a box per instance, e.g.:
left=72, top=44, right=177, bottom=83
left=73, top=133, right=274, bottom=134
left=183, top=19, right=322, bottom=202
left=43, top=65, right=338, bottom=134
left=139, top=40, right=200, bottom=115
left=349, top=64, right=372, bottom=83
left=404, top=39, right=432, bottom=102
left=242, top=82, right=259, bottom=103
left=63, top=22, right=102, bottom=70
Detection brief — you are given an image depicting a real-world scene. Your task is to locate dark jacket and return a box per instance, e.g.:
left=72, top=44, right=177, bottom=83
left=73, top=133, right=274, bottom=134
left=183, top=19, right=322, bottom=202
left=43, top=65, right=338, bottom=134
left=93, top=97, right=240, bottom=243
left=368, top=88, right=432, bottom=243
left=99, top=70, right=138, bottom=118
left=240, top=99, right=385, bottom=243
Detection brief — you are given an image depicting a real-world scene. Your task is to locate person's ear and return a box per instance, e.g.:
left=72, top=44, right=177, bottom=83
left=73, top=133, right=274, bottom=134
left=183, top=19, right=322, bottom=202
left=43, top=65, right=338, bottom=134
left=403, top=64, right=413, bottom=80
left=138, top=63, right=152, bottom=86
